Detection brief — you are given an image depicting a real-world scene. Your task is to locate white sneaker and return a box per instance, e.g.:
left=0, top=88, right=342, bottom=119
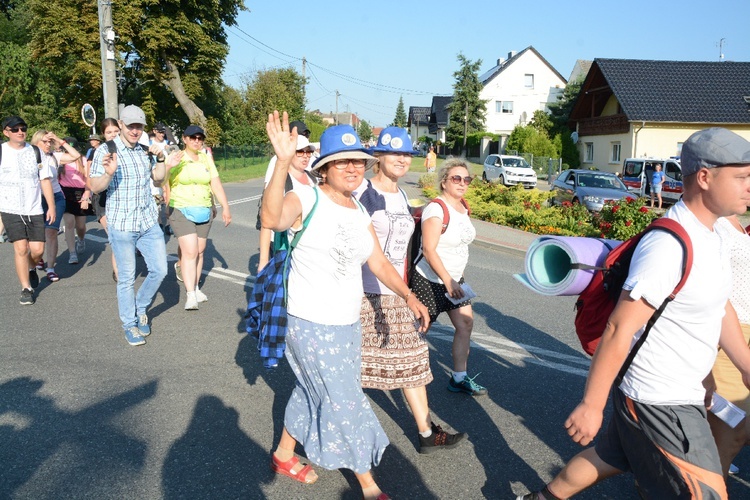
left=195, top=288, right=208, bottom=303
left=185, top=292, right=199, bottom=310
left=68, top=252, right=79, bottom=265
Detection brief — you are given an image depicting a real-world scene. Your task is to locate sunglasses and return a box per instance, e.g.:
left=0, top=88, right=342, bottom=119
left=331, top=159, right=366, bottom=169
left=447, top=175, right=473, bottom=185
left=188, top=135, right=205, bottom=141
left=296, top=150, right=313, bottom=157
left=6, top=126, right=27, bottom=133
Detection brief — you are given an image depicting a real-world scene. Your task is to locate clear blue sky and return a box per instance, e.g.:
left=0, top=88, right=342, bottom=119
left=223, top=0, right=750, bottom=127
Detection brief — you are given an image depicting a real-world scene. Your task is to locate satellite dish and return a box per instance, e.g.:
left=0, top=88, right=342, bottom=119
left=571, top=131, right=579, bottom=144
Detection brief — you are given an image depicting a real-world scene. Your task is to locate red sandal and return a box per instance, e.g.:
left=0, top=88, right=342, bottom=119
left=271, top=453, right=317, bottom=484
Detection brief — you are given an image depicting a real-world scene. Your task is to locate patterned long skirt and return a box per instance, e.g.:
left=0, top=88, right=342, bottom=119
left=359, top=293, right=433, bottom=390
left=283, top=314, right=389, bottom=474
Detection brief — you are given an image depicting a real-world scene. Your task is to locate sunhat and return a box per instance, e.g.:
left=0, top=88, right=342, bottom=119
left=370, top=126, right=417, bottom=155
left=296, top=135, right=315, bottom=152
left=310, top=125, right=376, bottom=171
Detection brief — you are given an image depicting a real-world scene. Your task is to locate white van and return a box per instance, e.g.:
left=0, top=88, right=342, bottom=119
left=621, top=158, right=683, bottom=204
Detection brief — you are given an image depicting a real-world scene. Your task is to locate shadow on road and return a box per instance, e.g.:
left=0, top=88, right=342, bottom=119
left=162, top=394, right=271, bottom=498
left=0, top=376, right=157, bottom=497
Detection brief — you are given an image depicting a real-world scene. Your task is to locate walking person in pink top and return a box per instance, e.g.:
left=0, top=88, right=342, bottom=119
left=59, top=138, right=95, bottom=278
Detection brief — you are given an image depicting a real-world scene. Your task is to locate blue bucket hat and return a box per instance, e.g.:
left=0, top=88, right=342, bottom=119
left=370, top=126, right=417, bottom=155
left=310, top=125, right=377, bottom=171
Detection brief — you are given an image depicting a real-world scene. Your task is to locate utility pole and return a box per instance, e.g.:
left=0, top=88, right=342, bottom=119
left=335, top=90, right=340, bottom=125
left=98, top=0, right=119, bottom=118
left=719, top=38, right=726, bottom=61
left=302, top=56, right=307, bottom=107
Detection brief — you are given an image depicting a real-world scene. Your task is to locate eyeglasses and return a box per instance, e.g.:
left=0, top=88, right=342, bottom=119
left=6, top=126, right=27, bottom=133
left=296, top=150, right=313, bottom=157
left=188, top=135, right=205, bottom=141
left=447, top=175, right=473, bottom=185
left=331, top=159, right=366, bottom=169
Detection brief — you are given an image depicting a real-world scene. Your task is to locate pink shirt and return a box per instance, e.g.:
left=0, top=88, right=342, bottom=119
left=59, top=163, right=86, bottom=189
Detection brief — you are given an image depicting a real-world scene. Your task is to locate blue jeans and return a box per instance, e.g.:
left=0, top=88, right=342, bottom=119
left=109, top=223, right=167, bottom=330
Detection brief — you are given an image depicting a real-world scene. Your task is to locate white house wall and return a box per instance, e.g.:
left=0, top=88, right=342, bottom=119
left=480, top=51, right=566, bottom=137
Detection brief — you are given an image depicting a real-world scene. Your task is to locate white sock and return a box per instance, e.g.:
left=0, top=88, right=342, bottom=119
left=419, top=428, right=432, bottom=438
left=452, top=371, right=467, bottom=382
left=187, top=291, right=196, bottom=298
left=46, top=267, right=54, bottom=273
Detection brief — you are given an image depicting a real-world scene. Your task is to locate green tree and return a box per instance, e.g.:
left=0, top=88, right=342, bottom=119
left=358, top=120, right=373, bottom=142
left=392, top=95, right=407, bottom=128
left=445, top=53, right=487, bottom=152
left=506, top=125, right=557, bottom=158
left=232, top=67, right=306, bottom=144
left=548, top=78, right=583, bottom=130
left=529, top=109, right=553, bottom=136
left=303, top=111, right=326, bottom=142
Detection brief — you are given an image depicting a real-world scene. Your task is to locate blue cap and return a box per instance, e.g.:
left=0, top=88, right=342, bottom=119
left=310, top=125, right=377, bottom=171
left=370, top=126, right=417, bottom=155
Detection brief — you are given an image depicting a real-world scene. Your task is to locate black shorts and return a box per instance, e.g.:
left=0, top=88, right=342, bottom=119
left=62, top=186, right=95, bottom=217
left=93, top=190, right=107, bottom=221
left=595, top=388, right=726, bottom=498
left=410, top=271, right=470, bottom=323
left=0, top=212, right=46, bottom=243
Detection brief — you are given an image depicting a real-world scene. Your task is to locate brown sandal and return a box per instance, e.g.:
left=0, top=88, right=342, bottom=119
left=271, top=454, right=317, bottom=484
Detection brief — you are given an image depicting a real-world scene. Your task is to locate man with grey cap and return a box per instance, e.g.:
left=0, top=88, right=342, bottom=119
left=89, top=105, right=168, bottom=346
left=518, top=127, right=750, bottom=500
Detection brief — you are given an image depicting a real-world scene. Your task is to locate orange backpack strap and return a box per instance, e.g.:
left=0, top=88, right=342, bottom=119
left=430, top=197, right=470, bottom=234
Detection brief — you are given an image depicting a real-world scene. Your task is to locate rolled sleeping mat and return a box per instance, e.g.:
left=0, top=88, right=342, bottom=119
left=514, top=236, right=621, bottom=296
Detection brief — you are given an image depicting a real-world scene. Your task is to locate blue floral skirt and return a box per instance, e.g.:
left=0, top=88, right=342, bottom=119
left=284, top=315, right=389, bottom=473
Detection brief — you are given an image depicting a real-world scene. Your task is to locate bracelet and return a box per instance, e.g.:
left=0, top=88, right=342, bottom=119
left=60, top=141, right=67, bottom=147
left=404, top=290, right=413, bottom=301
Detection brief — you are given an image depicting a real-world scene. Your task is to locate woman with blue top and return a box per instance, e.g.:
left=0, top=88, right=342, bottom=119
left=164, top=125, right=231, bottom=311
left=651, top=163, right=665, bottom=209
left=355, top=126, right=465, bottom=454
left=262, top=112, right=429, bottom=500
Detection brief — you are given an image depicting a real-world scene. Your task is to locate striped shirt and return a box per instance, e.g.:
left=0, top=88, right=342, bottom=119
left=90, top=135, right=158, bottom=232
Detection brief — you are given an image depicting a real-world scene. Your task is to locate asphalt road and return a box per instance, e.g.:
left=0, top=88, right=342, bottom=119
left=2, top=179, right=749, bottom=499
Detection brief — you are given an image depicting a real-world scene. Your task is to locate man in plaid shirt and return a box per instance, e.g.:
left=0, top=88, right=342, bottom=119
left=90, top=105, right=168, bottom=346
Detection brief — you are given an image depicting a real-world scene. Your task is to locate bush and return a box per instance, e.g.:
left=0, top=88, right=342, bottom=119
left=418, top=173, right=437, bottom=189
left=594, top=197, right=658, bottom=240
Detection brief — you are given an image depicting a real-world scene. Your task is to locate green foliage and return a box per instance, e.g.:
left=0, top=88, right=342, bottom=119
left=230, top=67, right=307, bottom=144
left=358, top=120, right=373, bottom=142
left=392, top=96, right=407, bottom=128
left=594, top=197, right=658, bottom=240
left=418, top=173, right=437, bottom=189
left=529, top=110, right=553, bottom=135
left=418, top=136, right=434, bottom=145
left=445, top=53, right=487, bottom=150
left=465, top=131, right=498, bottom=150
left=548, top=77, right=583, bottom=129
left=506, top=125, right=558, bottom=157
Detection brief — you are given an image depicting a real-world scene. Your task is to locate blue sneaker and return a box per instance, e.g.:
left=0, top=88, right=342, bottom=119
left=448, top=374, right=487, bottom=396
left=125, top=326, right=145, bottom=346
left=137, top=314, right=151, bottom=337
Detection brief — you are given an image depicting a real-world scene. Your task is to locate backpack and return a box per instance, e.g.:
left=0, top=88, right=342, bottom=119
left=406, top=196, right=470, bottom=284
left=0, top=143, right=43, bottom=168
left=574, top=218, right=693, bottom=380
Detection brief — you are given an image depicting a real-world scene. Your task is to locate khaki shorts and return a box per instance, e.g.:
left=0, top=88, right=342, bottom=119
left=168, top=206, right=213, bottom=239
left=712, top=323, right=750, bottom=411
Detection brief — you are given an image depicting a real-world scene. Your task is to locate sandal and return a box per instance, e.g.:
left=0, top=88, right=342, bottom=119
left=46, top=271, right=60, bottom=282
left=270, top=454, right=317, bottom=484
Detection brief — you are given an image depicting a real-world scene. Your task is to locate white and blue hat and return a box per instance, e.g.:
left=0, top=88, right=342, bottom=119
left=370, top=126, right=417, bottom=155
left=311, top=125, right=377, bottom=171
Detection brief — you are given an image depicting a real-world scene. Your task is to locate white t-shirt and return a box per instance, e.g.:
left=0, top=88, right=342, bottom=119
left=287, top=186, right=374, bottom=325
left=0, top=143, right=52, bottom=215
left=715, top=217, right=750, bottom=325
left=354, top=179, right=414, bottom=295
left=39, top=152, right=63, bottom=193
left=415, top=197, right=476, bottom=283
left=619, top=200, right=731, bottom=405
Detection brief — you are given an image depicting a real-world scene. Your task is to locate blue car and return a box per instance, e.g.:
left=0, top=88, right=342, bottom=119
left=550, top=170, right=636, bottom=211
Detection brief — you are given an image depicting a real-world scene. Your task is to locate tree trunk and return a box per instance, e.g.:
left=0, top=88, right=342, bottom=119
left=161, top=52, right=207, bottom=128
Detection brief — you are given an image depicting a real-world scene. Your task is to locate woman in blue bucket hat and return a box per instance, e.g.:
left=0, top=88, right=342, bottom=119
left=261, top=112, right=429, bottom=499
left=355, top=126, right=466, bottom=453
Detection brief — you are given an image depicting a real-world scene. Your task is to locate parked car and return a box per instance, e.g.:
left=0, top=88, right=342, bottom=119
left=482, top=154, right=537, bottom=188
left=550, top=169, right=636, bottom=211
left=621, top=157, right=683, bottom=204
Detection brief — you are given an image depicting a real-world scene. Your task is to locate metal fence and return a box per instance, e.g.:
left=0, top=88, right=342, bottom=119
left=506, top=150, right=562, bottom=180
left=210, top=144, right=272, bottom=170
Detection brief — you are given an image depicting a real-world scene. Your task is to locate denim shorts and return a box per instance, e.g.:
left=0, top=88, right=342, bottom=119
left=41, top=190, right=66, bottom=230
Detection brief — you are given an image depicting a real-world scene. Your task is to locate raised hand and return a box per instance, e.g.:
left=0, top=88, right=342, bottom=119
left=265, top=111, right=298, bottom=164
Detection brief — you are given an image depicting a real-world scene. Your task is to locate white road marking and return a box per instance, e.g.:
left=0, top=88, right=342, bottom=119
left=228, top=195, right=262, bottom=206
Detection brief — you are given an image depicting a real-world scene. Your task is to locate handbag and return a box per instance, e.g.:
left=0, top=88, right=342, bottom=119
left=246, top=188, right=319, bottom=369
left=179, top=206, right=211, bottom=224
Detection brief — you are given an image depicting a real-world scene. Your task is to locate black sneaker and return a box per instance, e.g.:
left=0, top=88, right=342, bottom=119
left=29, top=269, right=39, bottom=289
left=20, top=288, right=35, bottom=305
left=418, top=423, right=466, bottom=454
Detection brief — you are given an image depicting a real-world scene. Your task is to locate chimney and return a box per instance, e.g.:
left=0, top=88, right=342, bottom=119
left=497, top=58, right=505, bottom=66
left=508, top=50, right=517, bottom=59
